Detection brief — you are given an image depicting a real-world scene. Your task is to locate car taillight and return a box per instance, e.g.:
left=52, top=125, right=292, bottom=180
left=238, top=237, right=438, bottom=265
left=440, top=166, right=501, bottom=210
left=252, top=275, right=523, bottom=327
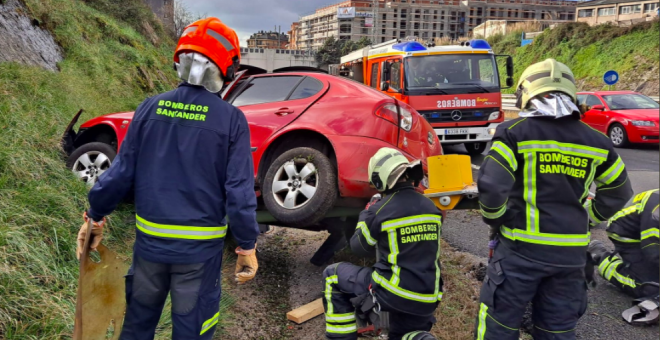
left=374, top=103, right=399, bottom=126
left=399, top=106, right=413, bottom=132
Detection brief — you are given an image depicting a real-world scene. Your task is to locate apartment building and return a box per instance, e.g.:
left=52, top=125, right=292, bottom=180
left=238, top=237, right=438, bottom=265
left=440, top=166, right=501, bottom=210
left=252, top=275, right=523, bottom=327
left=247, top=31, right=289, bottom=49
left=295, top=0, right=576, bottom=51
left=576, top=0, right=659, bottom=25
left=288, top=22, right=301, bottom=49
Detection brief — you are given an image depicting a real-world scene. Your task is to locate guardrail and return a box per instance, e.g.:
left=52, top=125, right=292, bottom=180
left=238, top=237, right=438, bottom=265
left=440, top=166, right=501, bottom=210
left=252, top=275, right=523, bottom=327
left=501, top=94, right=660, bottom=110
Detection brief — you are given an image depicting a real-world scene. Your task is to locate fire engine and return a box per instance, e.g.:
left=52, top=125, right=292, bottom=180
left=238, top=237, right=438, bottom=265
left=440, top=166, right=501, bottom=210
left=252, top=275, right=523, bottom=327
left=338, top=38, right=514, bottom=155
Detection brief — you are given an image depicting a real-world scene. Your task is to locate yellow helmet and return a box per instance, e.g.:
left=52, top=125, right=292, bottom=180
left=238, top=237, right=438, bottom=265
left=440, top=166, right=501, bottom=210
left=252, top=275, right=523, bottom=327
left=515, top=59, right=577, bottom=110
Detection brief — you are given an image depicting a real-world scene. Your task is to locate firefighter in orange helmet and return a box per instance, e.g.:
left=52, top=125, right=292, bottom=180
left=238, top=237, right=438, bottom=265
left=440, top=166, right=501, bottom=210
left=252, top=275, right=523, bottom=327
left=76, top=17, right=259, bottom=340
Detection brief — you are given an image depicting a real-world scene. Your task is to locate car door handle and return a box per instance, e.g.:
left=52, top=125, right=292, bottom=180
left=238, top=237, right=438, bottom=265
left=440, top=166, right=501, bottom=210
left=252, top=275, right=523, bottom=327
left=275, top=108, right=294, bottom=116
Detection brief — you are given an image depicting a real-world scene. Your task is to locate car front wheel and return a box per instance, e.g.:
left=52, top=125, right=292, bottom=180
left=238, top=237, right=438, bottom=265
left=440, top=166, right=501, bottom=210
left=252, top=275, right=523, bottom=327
left=262, top=147, right=337, bottom=227
left=66, top=142, right=117, bottom=186
left=609, top=123, right=629, bottom=148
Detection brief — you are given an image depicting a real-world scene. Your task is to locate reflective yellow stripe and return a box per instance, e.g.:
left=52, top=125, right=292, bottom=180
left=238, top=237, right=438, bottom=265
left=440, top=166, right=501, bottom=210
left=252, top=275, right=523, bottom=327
left=326, top=323, right=357, bottom=334
left=601, top=257, right=637, bottom=288
left=381, top=214, right=442, bottom=231
left=517, top=140, right=608, bottom=161
left=135, top=215, right=227, bottom=240
left=584, top=199, right=603, bottom=224
left=372, top=271, right=442, bottom=303
left=403, top=331, right=424, bottom=340
left=642, top=228, right=660, bottom=240
left=581, top=159, right=601, bottom=201
left=608, top=232, right=640, bottom=243
left=500, top=226, right=590, bottom=246
left=200, top=312, right=219, bottom=335
left=607, top=205, right=638, bottom=226
left=356, top=221, right=377, bottom=246
left=388, top=229, right=401, bottom=286
left=325, top=312, right=355, bottom=323
left=481, top=205, right=506, bottom=219
left=639, top=190, right=658, bottom=211
left=476, top=303, right=488, bottom=340
left=491, top=141, right=517, bottom=171
left=523, top=152, right=539, bottom=233
left=324, top=275, right=338, bottom=317
left=596, top=156, right=624, bottom=187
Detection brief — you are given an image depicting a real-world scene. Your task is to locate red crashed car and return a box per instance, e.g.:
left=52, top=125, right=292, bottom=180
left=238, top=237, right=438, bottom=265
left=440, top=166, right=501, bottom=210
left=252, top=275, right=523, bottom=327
left=578, top=91, right=659, bottom=147
left=62, top=70, right=442, bottom=227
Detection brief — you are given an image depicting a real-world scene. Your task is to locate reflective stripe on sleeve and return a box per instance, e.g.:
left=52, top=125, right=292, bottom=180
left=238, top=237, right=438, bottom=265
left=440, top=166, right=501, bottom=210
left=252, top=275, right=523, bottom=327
left=607, top=232, right=640, bottom=243
left=642, top=228, right=660, bottom=241
left=136, top=215, right=227, bottom=240
left=584, top=199, right=603, bottom=224
left=491, top=141, right=518, bottom=171
left=499, top=226, right=590, bottom=246
left=356, top=221, right=377, bottom=246
left=481, top=204, right=506, bottom=219
left=596, top=156, right=624, bottom=187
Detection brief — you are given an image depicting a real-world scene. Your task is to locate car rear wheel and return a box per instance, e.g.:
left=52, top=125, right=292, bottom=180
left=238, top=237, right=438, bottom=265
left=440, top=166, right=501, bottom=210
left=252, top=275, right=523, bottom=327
left=609, top=123, right=629, bottom=148
left=262, top=147, right=337, bottom=227
left=66, top=142, right=117, bottom=186
left=464, top=142, right=488, bottom=155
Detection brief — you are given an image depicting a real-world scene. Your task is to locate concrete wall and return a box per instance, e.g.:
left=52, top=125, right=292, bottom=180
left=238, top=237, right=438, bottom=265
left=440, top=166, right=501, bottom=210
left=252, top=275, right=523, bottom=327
left=473, top=20, right=507, bottom=38
left=576, top=0, right=659, bottom=26
left=239, top=48, right=317, bottom=73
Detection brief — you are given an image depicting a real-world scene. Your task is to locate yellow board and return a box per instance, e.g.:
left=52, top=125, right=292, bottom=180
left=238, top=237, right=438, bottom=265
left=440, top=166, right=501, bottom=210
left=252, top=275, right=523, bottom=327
left=424, top=155, right=475, bottom=210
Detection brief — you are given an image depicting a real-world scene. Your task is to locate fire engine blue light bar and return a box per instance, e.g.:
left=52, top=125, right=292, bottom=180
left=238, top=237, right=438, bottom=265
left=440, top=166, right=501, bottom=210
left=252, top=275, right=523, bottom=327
left=392, top=41, right=427, bottom=52
left=470, top=39, right=491, bottom=49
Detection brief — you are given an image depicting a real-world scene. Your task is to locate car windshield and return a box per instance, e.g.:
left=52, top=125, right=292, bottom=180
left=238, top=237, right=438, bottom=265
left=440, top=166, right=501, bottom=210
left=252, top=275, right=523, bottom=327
left=602, top=94, right=659, bottom=110
left=405, top=54, right=500, bottom=92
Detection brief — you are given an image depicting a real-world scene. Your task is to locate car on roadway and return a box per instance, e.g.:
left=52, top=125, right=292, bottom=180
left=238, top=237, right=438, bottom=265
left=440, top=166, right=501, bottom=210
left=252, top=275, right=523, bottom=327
left=61, top=70, right=443, bottom=228
left=577, top=91, right=659, bottom=147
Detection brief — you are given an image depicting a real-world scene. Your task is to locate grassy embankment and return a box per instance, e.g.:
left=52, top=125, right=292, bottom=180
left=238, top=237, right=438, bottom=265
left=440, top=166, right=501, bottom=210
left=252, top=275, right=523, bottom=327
left=488, top=20, right=660, bottom=95
left=0, top=0, right=235, bottom=338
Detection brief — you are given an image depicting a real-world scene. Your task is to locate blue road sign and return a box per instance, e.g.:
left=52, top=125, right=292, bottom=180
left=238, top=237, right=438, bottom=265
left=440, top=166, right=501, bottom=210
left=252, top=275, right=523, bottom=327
left=604, top=70, right=619, bottom=86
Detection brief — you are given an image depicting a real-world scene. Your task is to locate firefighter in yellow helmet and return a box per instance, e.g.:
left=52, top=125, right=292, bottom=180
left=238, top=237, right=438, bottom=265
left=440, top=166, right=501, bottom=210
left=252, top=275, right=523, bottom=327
left=322, top=147, right=442, bottom=340
left=474, top=59, right=633, bottom=340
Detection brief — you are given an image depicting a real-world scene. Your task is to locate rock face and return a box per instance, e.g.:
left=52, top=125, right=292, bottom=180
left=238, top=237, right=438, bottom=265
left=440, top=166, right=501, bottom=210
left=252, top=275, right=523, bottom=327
left=0, top=0, right=63, bottom=71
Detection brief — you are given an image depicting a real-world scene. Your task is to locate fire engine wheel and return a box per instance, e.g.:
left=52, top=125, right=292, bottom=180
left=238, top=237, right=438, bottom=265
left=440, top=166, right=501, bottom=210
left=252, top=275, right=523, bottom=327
left=262, top=147, right=337, bottom=227
left=66, top=142, right=116, bottom=186
left=464, top=142, right=488, bottom=155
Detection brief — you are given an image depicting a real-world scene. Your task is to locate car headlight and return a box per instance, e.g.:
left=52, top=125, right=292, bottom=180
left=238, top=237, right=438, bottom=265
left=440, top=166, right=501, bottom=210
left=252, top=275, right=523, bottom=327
left=488, top=111, right=501, bottom=121
left=630, top=120, right=655, bottom=127
left=488, top=128, right=497, bottom=135
left=400, top=106, right=413, bottom=132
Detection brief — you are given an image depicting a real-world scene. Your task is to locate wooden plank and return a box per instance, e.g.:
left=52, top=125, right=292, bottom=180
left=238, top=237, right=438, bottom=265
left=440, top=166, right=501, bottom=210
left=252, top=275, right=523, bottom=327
left=286, top=298, right=325, bottom=324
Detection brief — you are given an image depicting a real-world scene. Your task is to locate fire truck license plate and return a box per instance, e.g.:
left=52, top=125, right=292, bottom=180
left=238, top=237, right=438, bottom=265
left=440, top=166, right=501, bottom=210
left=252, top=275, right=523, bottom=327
left=445, top=129, right=469, bottom=135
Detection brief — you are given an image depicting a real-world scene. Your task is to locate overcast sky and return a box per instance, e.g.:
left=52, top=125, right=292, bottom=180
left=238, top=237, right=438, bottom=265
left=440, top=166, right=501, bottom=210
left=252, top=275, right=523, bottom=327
left=182, top=0, right=333, bottom=46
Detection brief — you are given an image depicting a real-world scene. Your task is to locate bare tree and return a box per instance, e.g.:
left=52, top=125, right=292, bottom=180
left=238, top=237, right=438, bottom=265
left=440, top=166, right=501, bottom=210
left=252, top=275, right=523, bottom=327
left=173, top=0, right=209, bottom=37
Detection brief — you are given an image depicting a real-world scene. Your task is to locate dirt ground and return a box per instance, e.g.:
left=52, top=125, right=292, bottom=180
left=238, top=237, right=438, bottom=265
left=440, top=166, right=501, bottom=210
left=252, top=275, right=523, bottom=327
left=217, top=227, right=485, bottom=340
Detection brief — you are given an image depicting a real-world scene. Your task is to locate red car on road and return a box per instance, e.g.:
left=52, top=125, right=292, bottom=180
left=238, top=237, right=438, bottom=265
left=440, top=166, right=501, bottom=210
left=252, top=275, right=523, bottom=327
left=577, top=91, right=659, bottom=147
left=62, top=70, right=443, bottom=228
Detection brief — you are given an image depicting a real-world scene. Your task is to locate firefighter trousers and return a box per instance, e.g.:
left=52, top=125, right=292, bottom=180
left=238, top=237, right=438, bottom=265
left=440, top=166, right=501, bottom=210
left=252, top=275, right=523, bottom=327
left=119, top=250, right=223, bottom=340
left=597, top=247, right=660, bottom=299
left=322, top=262, right=435, bottom=340
left=474, top=243, right=588, bottom=340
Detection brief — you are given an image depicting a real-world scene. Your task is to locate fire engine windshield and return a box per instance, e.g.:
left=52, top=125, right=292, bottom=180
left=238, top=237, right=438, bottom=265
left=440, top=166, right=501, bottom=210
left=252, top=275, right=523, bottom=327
left=405, top=54, right=500, bottom=93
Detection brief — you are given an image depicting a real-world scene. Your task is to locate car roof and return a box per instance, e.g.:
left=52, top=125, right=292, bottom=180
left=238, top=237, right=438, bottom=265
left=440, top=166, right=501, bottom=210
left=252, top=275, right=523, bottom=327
left=577, top=90, right=638, bottom=96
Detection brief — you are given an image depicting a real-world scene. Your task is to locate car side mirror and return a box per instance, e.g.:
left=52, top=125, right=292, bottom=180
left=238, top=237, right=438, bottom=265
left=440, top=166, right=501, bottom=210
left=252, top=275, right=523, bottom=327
left=506, top=77, right=514, bottom=88
left=380, top=81, right=389, bottom=91
left=591, top=105, right=605, bottom=111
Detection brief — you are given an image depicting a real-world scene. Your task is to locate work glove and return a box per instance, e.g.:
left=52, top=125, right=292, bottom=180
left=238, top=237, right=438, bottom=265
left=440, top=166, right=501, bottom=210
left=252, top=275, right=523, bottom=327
left=235, top=245, right=258, bottom=285
left=76, top=212, right=106, bottom=260
left=365, top=193, right=382, bottom=210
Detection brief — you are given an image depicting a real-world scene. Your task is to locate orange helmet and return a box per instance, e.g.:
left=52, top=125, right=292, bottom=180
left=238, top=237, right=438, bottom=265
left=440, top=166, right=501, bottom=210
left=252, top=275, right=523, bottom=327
left=175, top=17, right=241, bottom=81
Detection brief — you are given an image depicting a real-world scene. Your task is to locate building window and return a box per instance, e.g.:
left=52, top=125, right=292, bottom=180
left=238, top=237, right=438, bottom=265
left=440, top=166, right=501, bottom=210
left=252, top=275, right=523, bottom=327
left=598, top=7, right=616, bottom=16
left=620, top=4, right=641, bottom=14
left=644, top=3, right=659, bottom=12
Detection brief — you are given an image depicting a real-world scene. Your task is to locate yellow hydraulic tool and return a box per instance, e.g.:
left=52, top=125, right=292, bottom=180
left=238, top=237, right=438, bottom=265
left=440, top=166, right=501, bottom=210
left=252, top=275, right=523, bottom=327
left=73, top=221, right=128, bottom=340
left=424, top=154, right=478, bottom=210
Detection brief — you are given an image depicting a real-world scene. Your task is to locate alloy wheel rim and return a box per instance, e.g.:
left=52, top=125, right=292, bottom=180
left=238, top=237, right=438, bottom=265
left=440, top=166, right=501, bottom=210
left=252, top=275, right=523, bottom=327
left=611, top=127, right=624, bottom=145
left=272, top=160, right=318, bottom=210
left=72, top=151, right=111, bottom=185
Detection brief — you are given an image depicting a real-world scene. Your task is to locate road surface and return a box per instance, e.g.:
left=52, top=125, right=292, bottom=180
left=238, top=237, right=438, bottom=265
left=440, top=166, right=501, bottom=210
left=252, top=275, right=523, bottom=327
left=440, top=143, right=659, bottom=339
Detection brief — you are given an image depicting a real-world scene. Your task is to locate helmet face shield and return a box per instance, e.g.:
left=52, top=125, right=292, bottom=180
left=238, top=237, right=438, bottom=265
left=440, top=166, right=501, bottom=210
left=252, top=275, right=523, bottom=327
left=176, top=52, right=224, bottom=93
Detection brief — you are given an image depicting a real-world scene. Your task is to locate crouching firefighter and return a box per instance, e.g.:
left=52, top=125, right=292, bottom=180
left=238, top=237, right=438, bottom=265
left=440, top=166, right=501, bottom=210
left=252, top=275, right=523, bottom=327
left=475, top=59, right=633, bottom=340
left=322, top=147, right=442, bottom=340
left=75, top=17, right=260, bottom=340
left=587, top=189, right=659, bottom=325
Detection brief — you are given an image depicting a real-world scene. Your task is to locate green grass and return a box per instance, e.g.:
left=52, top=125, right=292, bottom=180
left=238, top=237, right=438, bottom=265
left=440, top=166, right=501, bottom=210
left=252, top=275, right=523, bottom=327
left=0, top=0, right=239, bottom=338
left=489, top=20, right=660, bottom=94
